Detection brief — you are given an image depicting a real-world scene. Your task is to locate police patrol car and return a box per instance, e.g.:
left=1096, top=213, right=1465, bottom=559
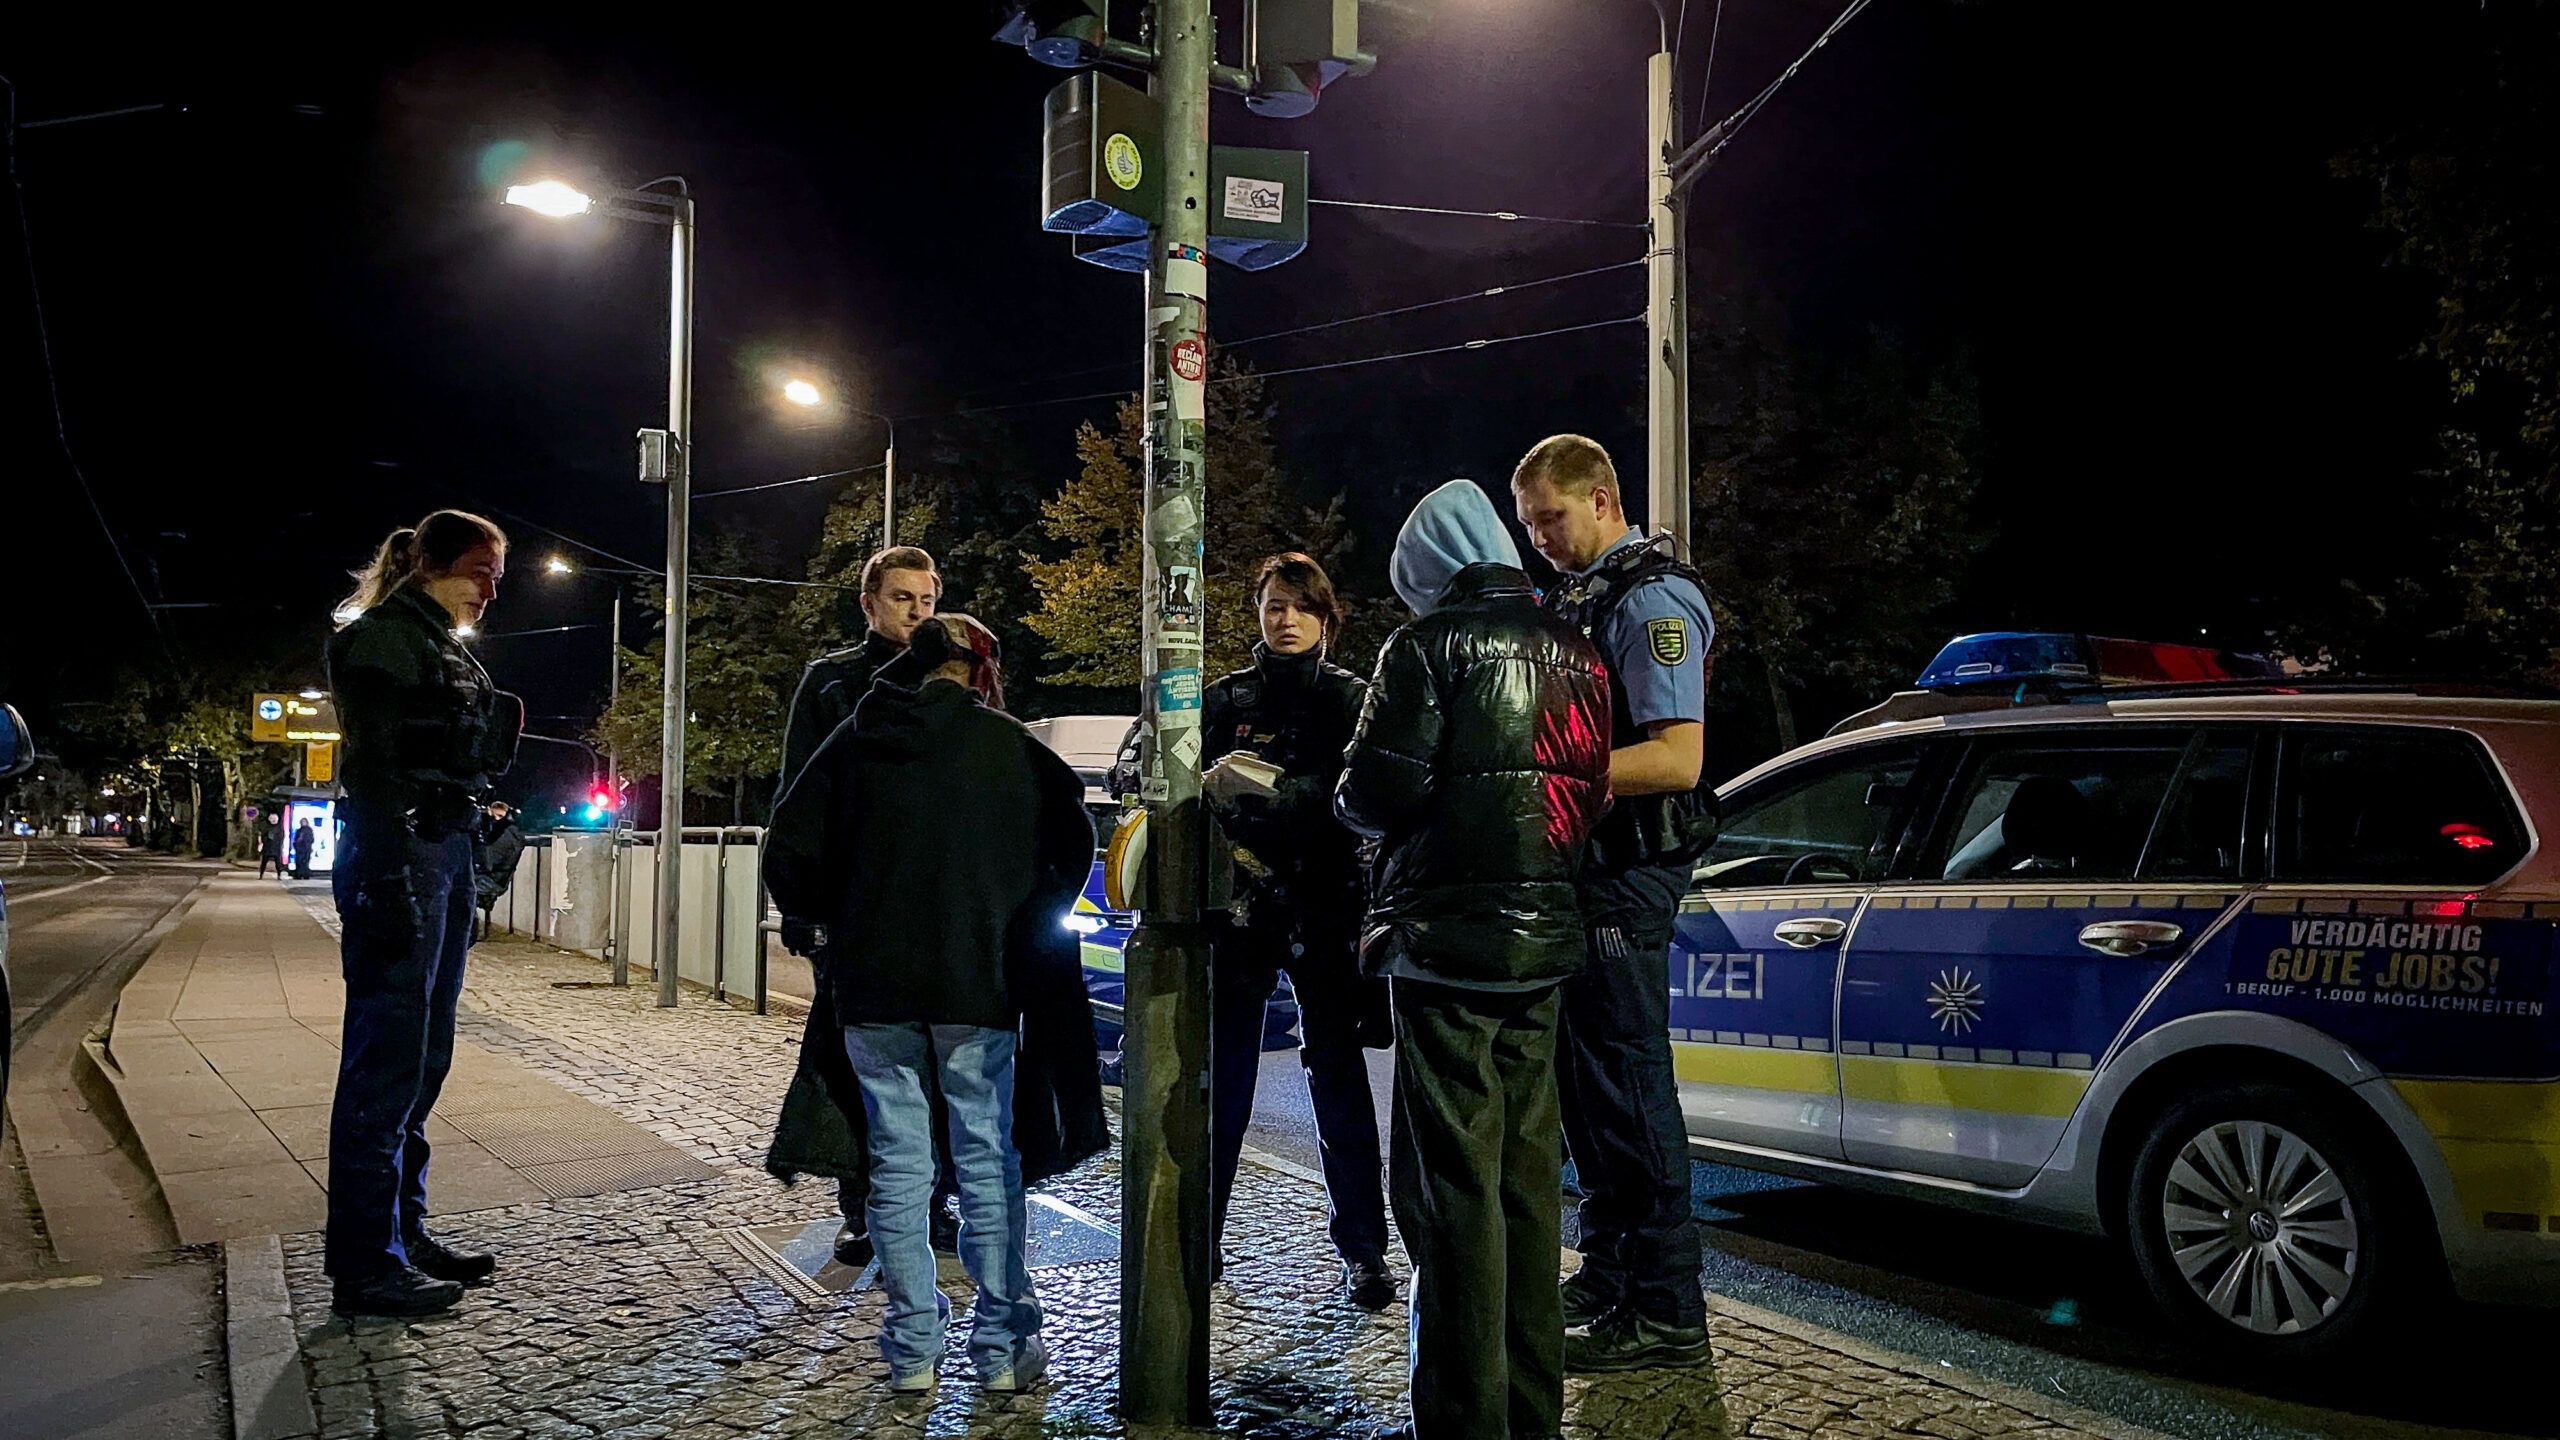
left=1674, top=633, right=2560, bottom=1359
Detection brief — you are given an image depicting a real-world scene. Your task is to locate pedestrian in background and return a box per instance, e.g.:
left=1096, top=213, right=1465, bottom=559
left=1200, top=552, right=1393, bottom=1307
left=322, top=509, right=521, bottom=1319
left=291, top=819, right=317, bottom=879
left=473, top=800, right=523, bottom=940
left=764, top=614, right=1097, bottom=1395
left=258, top=814, right=285, bottom=878
left=1337, top=480, right=1611, bottom=1440
left=764, top=545, right=964, bottom=1270
left=1512, top=434, right=1719, bottom=1372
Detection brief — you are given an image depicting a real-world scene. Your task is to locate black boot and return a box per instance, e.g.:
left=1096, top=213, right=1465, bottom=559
left=405, top=1232, right=496, bottom=1286
left=833, top=1219, right=874, bottom=1267
left=1563, top=1306, right=1712, bottom=1374
left=333, top=1266, right=464, bottom=1318
left=1341, top=1256, right=1396, bottom=1311
left=1559, top=1269, right=1616, bottom=1330
left=929, top=1197, right=960, bottom=1254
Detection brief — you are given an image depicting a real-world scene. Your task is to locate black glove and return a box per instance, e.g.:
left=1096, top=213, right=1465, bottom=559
left=780, top=916, right=824, bottom=958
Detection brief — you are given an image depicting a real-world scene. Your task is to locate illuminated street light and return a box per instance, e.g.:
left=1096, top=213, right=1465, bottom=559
left=781, top=375, right=898, bottom=548
left=502, top=180, right=594, bottom=217
left=545, top=554, right=574, bottom=575
left=782, top=378, right=822, bottom=407
left=502, top=170, right=696, bottom=1006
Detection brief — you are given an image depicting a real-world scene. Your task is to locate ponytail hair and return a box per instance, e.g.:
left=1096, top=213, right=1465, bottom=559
left=336, top=510, right=508, bottom=625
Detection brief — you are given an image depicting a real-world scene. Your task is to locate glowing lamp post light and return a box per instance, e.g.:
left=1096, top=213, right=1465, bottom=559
left=777, top=376, right=898, bottom=549
left=503, top=173, right=698, bottom=1009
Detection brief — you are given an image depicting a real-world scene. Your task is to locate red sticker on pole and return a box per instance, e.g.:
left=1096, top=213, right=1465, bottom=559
left=1171, top=336, right=1206, bottom=383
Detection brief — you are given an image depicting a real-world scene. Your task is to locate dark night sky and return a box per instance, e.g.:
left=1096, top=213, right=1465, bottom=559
left=2, top=3, right=2447, bottom=797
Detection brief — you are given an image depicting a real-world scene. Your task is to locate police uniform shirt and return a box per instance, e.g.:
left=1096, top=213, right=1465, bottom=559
left=1575, top=530, right=1714, bottom=728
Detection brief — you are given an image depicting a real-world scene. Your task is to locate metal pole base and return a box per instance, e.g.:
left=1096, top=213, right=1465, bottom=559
left=1116, top=918, right=1214, bottom=1425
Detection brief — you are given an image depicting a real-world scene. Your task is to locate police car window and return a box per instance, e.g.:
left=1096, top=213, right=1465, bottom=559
left=1695, top=741, right=1924, bottom=889
left=2135, top=733, right=2254, bottom=881
left=1931, top=735, right=2187, bottom=883
left=2277, top=727, right=2524, bottom=885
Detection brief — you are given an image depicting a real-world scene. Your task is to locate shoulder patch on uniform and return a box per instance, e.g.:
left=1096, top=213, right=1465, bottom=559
left=1645, top=615, right=1688, bottom=665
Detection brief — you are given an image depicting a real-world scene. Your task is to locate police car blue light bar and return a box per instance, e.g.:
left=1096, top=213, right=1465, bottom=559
left=1913, top=633, right=2281, bottom=691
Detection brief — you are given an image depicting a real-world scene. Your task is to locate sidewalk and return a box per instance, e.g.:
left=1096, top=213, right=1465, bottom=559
left=114, top=885, right=2153, bottom=1440
left=93, top=874, right=718, bottom=1247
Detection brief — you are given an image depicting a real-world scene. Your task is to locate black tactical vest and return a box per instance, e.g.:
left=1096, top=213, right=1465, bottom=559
left=1544, top=534, right=1720, bottom=874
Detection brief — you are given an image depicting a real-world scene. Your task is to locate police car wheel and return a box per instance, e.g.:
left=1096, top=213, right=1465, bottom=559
left=2125, top=1084, right=2402, bottom=1360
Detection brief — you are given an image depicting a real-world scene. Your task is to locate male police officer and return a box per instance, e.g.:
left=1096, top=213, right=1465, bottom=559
left=774, top=546, right=955, bottom=1265
left=1512, top=434, right=1716, bottom=1372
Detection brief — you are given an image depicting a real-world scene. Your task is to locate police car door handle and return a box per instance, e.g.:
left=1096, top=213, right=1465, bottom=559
left=2078, top=920, right=2184, bottom=957
left=1773, top=917, right=1848, bottom=948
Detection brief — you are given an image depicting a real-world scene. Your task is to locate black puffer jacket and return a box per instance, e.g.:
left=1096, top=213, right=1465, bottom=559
left=325, top=586, right=521, bottom=843
left=1202, top=643, right=1367, bottom=920
left=1335, top=562, right=1612, bottom=989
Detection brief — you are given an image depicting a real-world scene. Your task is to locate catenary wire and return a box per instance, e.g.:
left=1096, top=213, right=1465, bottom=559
left=2, top=75, right=171, bottom=659
left=1230, top=313, right=1644, bottom=383
left=1680, top=0, right=1876, bottom=183
left=1309, top=197, right=1643, bottom=229
left=696, top=460, right=885, bottom=498
left=1698, top=0, right=1728, bottom=121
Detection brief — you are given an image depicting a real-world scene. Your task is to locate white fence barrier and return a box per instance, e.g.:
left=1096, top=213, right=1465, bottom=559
left=487, top=826, right=778, bottom=1010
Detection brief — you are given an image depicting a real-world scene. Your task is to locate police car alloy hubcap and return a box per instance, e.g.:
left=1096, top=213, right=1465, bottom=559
left=2161, top=1120, right=2360, bottom=1335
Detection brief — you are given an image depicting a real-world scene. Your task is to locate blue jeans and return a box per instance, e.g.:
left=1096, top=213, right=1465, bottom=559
left=843, top=1022, right=1040, bottom=1378
left=326, top=815, right=475, bottom=1278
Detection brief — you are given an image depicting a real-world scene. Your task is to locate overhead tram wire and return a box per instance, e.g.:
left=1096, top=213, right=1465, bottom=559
left=948, top=255, right=1644, bottom=408
left=696, top=459, right=884, bottom=499
left=1675, top=0, right=1876, bottom=186
left=1307, top=197, right=1643, bottom=229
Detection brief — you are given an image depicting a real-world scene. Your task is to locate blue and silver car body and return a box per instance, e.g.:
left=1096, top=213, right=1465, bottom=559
left=1672, top=646, right=2560, bottom=1350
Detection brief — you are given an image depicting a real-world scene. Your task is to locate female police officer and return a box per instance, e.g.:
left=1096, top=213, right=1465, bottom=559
left=323, top=510, right=519, bottom=1317
left=1201, top=553, right=1394, bottom=1307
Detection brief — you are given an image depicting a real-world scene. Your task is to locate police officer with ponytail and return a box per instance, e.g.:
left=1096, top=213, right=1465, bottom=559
left=1201, top=552, right=1395, bottom=1307
left=1512, top=436, right=1718, bottom=1372
left=323, top=510, right=521, bottom=1317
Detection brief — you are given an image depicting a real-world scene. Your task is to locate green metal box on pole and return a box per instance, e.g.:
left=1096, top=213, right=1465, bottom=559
left=1041, top=70, right=1162, bottom=237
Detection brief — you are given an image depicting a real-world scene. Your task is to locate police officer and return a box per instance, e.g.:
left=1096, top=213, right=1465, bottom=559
left=772, top=545, right=959, bottom=1266
left=1201, top=553, right=1393, bottom=1307
left=323, top=510, right=520, bottom=1318
left=1511, top=435, right=1717, bottom=1372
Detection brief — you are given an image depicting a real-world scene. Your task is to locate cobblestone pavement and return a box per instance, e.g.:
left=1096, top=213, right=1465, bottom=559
left=265, top=937, right=2143, bottom=1440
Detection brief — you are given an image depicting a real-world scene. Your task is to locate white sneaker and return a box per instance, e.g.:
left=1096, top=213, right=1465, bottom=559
left=980, top=1337, right=1047, bottom=1393
left=887, top=1365, right=937, bottom=1395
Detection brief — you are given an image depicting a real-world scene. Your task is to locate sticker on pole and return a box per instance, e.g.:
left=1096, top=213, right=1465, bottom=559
left=1103, top=134, right=1143, bottom=191
left=1155, top=666, right=1203, bottom=715
left=1170, top=335, right=1208, bottom=421
left=1165, top=245, right=1208, bottom=302
left=1161, top=564, right=1202, bottom=637
left=1222, top=175, right=1285, bottom=225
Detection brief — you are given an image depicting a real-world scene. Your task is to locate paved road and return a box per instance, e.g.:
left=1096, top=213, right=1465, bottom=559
left=0, top=839, right=223, bottom=1440
left=1239, top=1034, right=2553, bottom=1440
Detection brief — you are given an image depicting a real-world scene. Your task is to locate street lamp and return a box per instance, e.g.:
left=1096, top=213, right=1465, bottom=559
left=544, top=554, right=574, bottom=576
left=778, top=378, right=899, bottom=550
left=504, top=173, right=697, bottom=1010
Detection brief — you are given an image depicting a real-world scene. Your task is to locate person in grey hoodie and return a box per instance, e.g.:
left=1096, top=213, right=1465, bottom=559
left=1336, top=480, right=1612, bottom=1440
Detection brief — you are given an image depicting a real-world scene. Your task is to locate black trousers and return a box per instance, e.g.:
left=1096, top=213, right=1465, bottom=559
left=1211, top=918, right=1389, bottom=1264
left=326, top=824, right=473, bottom=1278
left=1390, top=976, right=1564, bottom=1440
left=1558, top=863, right=1703, bottom=1326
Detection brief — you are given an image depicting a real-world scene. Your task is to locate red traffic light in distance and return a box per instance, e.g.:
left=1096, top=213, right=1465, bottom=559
left=590, top=787, right=618, bottom=810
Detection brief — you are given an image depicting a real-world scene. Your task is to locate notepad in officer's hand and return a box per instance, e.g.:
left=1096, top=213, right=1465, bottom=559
left=1204, top=750, right=1283, bottom=800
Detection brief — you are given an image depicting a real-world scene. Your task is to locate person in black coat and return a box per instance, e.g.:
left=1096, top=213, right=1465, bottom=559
left=472, top=802, right=524, bottom=939
left=763, top=615, right=1099, bottom=1392
left=768, top=546, right=957, bottom=1266
left=1200, top=552, right=1393, bottom=1306
left=1337, top=480, right=1612, bottom=1440
left=322, top=510, right=522, bottom=1319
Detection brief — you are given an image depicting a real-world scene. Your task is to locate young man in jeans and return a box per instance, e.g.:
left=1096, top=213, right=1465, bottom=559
left=764, top=614, right=1093, bottom=1393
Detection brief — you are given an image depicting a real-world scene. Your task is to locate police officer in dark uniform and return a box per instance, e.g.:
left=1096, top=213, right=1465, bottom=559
left=323, top=510, right=520, bottom=1318
left=1512, top=435, right=1718, bottom=1372
left=1200, top=553, right=1393, bottom=1306
left=772, top=546, right=960, bottom=1265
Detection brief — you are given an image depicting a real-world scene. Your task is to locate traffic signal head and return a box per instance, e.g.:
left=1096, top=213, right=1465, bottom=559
left=1247, top=0, right=1375, bottom=118
left=589, top=786, right=617, bottom=811
left=995, top=2, right=1106, bottom=69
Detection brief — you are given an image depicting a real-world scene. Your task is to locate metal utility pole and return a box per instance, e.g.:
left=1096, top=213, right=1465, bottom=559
left=880, top=421, right=898, bottom=549
left=1120, top=0, right=1215, bottom=1423
left=655, top=193, right=697, bottom=1009
left=1645, top=42, right=1691, bottom=555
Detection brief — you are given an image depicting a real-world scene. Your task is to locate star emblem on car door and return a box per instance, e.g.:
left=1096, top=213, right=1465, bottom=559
left=1928, top=967, right=1985, bottom=1036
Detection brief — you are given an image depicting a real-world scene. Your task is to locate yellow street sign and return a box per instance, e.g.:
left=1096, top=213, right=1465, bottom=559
left=304, top=741, right=337, bottom=785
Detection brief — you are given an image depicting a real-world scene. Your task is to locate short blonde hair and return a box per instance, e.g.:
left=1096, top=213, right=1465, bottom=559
left=1510, top=433, right=1619, bottom=502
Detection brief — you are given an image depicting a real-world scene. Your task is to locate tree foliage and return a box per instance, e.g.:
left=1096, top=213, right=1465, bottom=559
left=2329, top=2, right=2560, bottom=679
left=1024, top=360, right=1357, bottom=686
left=1691, top=324, right=1985, bottom=752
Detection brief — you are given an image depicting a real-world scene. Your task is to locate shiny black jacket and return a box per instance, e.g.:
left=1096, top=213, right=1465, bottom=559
left=1202, top=643, right=1366, bottom=922
left=1334, top=563, right=1612, bottom=989
left=324, top=587, right=520, bottom=842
